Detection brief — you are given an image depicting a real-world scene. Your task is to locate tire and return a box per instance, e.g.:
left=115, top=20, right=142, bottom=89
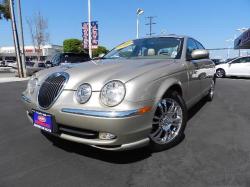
left=216, top=69, right=225, bottom=78
left=206, top=79, right=215, bottom=102
left=149, top=91, right=187, bottom=152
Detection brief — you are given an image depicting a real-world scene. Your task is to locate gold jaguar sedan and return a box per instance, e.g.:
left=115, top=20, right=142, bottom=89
left=22, top=35, right=216, bottom=151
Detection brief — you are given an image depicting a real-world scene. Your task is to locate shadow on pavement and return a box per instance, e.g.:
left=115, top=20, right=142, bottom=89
left=42, top=131, right=152, bottom=164
left=219, top=77, right=250, bottom=80
left=188, top=97, right=207, bottom=121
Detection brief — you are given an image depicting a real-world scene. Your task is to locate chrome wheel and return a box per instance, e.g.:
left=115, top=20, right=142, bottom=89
left=216, top=69, right=225, bottom=78
left=150, top=98, right=183, bottom=145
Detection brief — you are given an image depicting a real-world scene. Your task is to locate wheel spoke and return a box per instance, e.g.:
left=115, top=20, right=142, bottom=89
left=150, top=127, right=162, bottom=137
left=172, top=116, right=182, bottom=124
left=162, top=99, right=168, bottom=113
left=158, top=102, right=164, bottom=115
left=153, top=116, right=160, bottom=121
left=168, top=102, right=175, bottom=113
left=155, top=129, right=163, bottom=138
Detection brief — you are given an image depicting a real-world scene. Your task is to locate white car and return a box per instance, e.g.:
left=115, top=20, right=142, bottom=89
left=216, top=56, right=250, bottom=78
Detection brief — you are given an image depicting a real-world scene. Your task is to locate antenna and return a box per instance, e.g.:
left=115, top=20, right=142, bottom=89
left=145, top=16, right=156, bottom=36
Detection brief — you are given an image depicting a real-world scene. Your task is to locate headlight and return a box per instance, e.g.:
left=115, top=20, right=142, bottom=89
left=27, top=75, right=38, bottom=94
left=100, top=80, right=126, bottom=107
left=75, top=84, right=92, bottom=104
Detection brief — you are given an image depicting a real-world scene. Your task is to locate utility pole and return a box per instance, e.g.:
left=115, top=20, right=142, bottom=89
left=88, top=0, right=92, bottom=59
left=145, top=16, right=156, bottom=36
left=17, top=0, right=26, bottom=77
left=9, top=0, right=23, bottom=78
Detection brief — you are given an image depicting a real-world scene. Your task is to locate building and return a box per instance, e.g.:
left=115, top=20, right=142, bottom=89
left=0, top=44, right=63, bottom=62
left=234, top=29, right=250, bottom=49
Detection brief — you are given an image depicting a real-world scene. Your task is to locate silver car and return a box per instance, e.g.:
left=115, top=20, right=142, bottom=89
left=22, top=35, right=216, bottom=151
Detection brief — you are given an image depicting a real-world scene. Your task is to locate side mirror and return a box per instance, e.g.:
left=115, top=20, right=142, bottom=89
left=191, top=49, right=209, bottom=60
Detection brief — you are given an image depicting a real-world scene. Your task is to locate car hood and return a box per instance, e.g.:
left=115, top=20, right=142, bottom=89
left=36, top=58, right=176, bottom=91
left=216, top=63, right=228, bottom=69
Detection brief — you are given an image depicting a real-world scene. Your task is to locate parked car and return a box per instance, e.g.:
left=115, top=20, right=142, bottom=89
left=5, top=60, right=16, bottom=67
left=216, top=56, right=250, bottom=78
left=0, top=57, right=4, bottom=66
left=13, top=61, right=47, bottom=76
left=22, top=35, right=216, bottom=151
left=46, top=52, right=90, bottom=67
left=26, top=62, right=47, bottom=76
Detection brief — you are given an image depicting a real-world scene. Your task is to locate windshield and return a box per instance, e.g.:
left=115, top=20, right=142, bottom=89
left=104, top=37, right=183, bottom=60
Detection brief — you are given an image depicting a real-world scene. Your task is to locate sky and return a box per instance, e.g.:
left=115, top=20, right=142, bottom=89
left=0, top=0, right=250, bottom=58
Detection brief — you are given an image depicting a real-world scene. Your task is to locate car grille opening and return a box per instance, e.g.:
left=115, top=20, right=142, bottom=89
left=58, top=124, right=98, bottom=139
left=38, top=72, right=69, bottom=109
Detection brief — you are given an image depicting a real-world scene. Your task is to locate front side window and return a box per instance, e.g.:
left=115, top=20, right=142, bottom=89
left=104, top=37, right=183, bottom=60
left=186, top=38, right=198, bottom=58
left=231, top=58, right=244, bottom=64
left=195, top=40, right=205, bottom=50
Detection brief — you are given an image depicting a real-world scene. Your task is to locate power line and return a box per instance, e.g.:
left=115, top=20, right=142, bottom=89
left=145, top=16, right=156, bottom=36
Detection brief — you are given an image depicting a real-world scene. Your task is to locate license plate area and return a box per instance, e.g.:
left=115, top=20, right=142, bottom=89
left=33, top=110, right=55, bottom=133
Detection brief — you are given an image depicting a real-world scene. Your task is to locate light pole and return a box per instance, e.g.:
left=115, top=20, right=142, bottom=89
left=136, top=8, right=144, bottom=39
left=17, top=0, right=26, bottom=77
left=88, top=0, right=92, bottom=59
left=9, top=0, right=23, bottom=78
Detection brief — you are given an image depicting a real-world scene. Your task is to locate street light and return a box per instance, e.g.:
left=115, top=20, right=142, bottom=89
left=136, top=8, right=144, bottom=39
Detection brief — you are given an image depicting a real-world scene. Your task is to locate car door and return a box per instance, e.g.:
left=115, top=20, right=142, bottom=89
left=185, top=38, right=203, bottom=105
left=227, top=58, right=245, bottom=76
left=243, top=57, right=250, bottom=77
left=194, top=40, right=214, bottom=94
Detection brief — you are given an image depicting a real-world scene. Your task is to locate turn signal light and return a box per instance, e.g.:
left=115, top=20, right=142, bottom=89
left=138, top=106, right=152, bottom=114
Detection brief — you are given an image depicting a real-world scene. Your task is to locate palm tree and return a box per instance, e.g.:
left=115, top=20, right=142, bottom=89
left=0, top=0, right=10, bottom=20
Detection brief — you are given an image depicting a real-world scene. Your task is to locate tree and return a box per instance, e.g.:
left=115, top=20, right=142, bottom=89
left=0, top=0, right=10, bottom=20
left=27, top=12, right=49, bottom=61
left=92, top=46, right=109, bottom=57
left=63, top=39, right=83, bottom=53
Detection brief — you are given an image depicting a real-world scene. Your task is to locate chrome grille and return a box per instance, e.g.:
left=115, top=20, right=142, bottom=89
left=38, top=72, right=69, bottom=109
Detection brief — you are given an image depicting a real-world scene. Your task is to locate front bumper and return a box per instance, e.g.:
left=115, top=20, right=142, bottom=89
left=22, top=94, right=155, bottom=151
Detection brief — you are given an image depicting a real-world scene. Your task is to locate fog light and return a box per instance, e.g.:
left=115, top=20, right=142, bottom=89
left=99, top=132, right=116, bottom=140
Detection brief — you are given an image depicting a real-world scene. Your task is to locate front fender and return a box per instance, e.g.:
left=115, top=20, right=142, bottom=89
left=125, top=71, right=188, bottom=104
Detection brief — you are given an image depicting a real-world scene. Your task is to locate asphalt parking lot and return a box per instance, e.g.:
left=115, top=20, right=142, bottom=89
left=1, top=78, right=250, bottom=187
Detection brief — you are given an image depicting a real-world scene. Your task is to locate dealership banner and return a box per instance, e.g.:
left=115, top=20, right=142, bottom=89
left=82, top=21, right=99, bottom=49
